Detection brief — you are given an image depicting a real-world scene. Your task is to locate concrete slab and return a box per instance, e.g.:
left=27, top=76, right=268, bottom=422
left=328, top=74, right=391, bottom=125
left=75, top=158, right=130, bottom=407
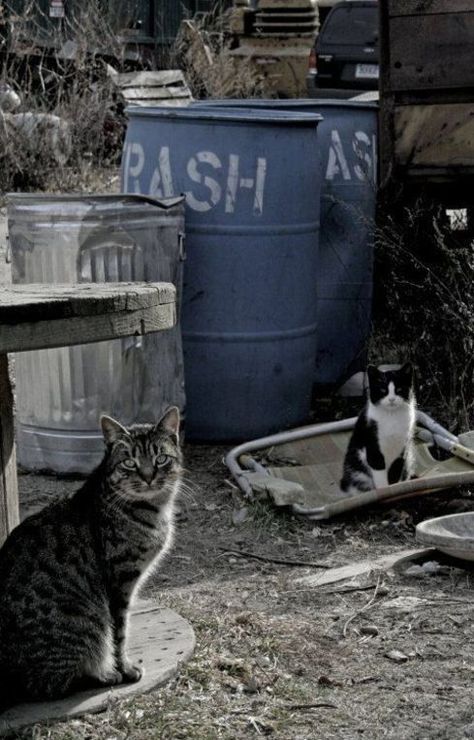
left=0, top=602, right=195, bottom=735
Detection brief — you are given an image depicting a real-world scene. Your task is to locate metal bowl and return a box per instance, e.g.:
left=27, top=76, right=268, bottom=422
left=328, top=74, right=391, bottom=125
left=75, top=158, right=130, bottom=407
left=416, top=512, right=474, bottom=561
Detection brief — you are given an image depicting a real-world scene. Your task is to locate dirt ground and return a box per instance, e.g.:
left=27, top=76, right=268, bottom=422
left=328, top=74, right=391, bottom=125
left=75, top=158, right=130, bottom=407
left=11, top=432, right=474, bottom=740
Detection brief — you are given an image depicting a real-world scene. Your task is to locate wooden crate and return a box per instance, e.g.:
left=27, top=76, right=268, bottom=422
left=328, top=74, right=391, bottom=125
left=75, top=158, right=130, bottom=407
left=379, top=0, right=474, bottom=188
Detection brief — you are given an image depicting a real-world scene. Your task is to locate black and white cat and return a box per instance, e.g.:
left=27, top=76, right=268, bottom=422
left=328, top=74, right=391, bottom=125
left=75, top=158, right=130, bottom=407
left=340, top=363, right=416, bottom=495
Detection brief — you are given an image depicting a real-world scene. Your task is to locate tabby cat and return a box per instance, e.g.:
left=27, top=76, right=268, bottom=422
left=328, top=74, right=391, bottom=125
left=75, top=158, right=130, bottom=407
left=0, top=407, right=181, bottom=708
left=340, top=363, right=416, bottom=495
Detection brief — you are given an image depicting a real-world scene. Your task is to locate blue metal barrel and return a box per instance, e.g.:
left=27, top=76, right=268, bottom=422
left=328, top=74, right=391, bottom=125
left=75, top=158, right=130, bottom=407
left=193, top=99, right=378, bottom=387
left=122, top=107, right=322, bottom=440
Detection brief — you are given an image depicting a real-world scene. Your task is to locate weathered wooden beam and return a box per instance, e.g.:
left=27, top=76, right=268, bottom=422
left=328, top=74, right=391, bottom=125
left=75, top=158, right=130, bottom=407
left=0, top=354, right=19, bottom=545
left=0, top=283, right=176, bottom=354
left=378, top=0, right=395, bottom=188
left=394, top=103, right=474, bottom=170
left=388, top=13, right=474, bottom=91
left=388, top=0, right=474, bottom=17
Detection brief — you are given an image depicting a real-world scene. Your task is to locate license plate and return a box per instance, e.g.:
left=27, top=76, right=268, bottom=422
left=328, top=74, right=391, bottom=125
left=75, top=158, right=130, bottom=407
left=355, top=63, right=379, bottom=79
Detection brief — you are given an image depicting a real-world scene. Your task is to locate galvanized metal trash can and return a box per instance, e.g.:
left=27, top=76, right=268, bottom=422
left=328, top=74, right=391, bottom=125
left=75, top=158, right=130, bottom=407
left=122, top=107, right=322, bottom=441
left=7, top=193, right=185, bottom=474
left=193, top=99, right=378, bottom=388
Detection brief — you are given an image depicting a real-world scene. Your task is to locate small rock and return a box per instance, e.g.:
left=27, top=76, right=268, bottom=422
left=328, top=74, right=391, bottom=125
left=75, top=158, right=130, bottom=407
left=232, top=506, right=250, bottom=525
left=235, top=611, right=252, bottom=625
left=385, top=649, right=408, bottom=663
left=360, top=624, right=379, bottom=636
left=243, top=675, right=260, bottom=694
left=318, top=674, right=343, bottom=687
left=405, top=560, right=442, bottom=577
left=382, top=596, right=427, bottom=613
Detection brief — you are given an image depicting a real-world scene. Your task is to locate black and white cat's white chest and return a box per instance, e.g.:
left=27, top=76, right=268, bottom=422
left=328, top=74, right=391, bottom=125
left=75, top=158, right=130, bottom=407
left=340, top=363, right=416, bottom=494
left=367, top=399, right=414, bottom=466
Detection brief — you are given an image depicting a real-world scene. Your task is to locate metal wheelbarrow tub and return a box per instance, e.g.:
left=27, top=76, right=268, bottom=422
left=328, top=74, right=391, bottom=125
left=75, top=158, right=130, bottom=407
left=416, top=512, right=474, bottom=562
left=225, top=411, right=474, bottom=520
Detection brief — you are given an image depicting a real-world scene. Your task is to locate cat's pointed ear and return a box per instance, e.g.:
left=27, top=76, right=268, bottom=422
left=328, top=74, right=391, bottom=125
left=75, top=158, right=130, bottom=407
left=400, top=362, right=413, bottom=378
left=100, top=415, right=129, bottom=445
left=156, top=406, right=180, bottom=442
left=366, top=364, right=379, bottom=381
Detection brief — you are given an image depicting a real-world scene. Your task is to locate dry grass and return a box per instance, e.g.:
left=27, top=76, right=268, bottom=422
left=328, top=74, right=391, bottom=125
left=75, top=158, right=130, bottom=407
left=11, top=443, right=474, bottom=740
left=0, top=0, right=126, bottom=197
left=173, top=7, right=266, bottom=100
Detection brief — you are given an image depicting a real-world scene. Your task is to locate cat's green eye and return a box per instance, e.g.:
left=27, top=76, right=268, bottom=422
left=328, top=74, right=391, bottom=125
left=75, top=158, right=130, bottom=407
left=122, top=459, right=136, bottom=469
left=155, top=453, right=169, bottom=467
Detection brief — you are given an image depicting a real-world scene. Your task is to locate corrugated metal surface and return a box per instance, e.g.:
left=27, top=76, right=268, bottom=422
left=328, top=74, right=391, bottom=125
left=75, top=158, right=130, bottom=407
left=7, top=194, right=185, bottom=474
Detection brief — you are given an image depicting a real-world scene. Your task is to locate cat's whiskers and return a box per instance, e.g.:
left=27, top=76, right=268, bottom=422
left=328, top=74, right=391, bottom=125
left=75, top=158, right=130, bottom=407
left=178, top=475, right=200, bottom=505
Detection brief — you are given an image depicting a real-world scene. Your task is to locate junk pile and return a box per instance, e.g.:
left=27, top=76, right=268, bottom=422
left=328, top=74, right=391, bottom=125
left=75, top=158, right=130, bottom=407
left=107, top=68, right=193, bottom=108
left=0, top=83, right=71, bottom=165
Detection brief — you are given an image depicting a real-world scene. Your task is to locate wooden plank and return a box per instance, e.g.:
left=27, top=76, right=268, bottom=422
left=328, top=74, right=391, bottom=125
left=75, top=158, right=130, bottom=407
left=0, top=283, right=174, bottom=322
left=121, top=87, right=191, bottom=101
left=258, top=0, right=316, bottom=7
left=388, top=0, right=474, bottom=16
left=394, top=103, right=474, bottom=169
left=295, top=548, right=434, bottom=588
left=0, top=354, right=19, bottom=545
left=128, top=100, right=191, bottom=109
left=389, top=14, right=474, bottom=90
left=1, top=303, right=175, bottom=354
left=114, top=70, right=187, bottom=88
left=0, top=283, right=176, bottom=354
left=378, top=0, right=396, bottom=187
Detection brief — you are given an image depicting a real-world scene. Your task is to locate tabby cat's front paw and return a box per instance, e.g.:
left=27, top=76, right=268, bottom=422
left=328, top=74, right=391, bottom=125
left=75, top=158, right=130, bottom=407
left=98, top=668, right=123, bottom=686
left=120, top=661, right=143, bottom=683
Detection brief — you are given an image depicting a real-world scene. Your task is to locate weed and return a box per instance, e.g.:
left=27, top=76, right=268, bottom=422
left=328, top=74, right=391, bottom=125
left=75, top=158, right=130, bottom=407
left=372, top=197, right=474, bottom=432
left=172, top=5, right=265, bottom=100
left=0, top=1, right=127, bottom=197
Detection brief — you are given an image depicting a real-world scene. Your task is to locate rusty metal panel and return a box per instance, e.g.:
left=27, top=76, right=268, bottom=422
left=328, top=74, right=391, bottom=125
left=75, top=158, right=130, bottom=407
left=389, top=12, right=474, bottom=90
left=394, top=103, right=474, bottom=170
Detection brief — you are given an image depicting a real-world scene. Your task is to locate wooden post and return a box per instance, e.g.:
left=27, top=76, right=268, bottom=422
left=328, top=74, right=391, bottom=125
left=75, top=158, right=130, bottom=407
left=0, top=353, right=19, bottom=545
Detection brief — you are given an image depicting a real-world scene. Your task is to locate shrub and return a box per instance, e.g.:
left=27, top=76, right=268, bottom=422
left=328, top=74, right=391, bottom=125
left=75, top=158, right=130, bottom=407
left=372, top=197, right=474, bottom=432
left=173, top=5, right=266, bottom=100
left=0, top=0, right=126, bottom=197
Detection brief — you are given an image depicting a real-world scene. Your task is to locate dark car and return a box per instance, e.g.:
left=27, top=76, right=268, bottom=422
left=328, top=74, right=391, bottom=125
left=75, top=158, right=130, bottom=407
left=307, top=0, right=379, bottom=95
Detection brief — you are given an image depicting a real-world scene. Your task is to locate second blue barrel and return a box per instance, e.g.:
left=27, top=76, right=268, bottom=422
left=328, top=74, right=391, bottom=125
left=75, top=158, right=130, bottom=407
left=122, top=107, right=322, bottom=440
left=193, top=99, right=378, bottom=387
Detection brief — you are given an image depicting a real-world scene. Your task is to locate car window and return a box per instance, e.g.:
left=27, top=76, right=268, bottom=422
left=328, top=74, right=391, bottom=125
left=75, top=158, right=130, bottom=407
left=320, top=6, right=378, bottom=45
